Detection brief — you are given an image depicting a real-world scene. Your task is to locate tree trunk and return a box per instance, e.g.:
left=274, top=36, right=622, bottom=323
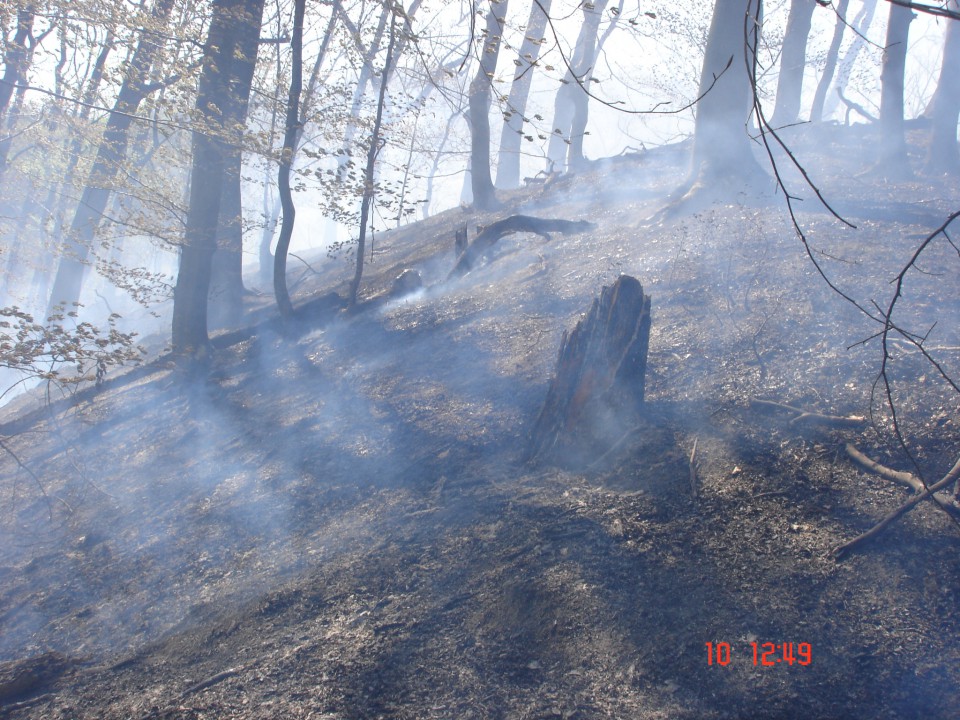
left=809, top=0, right=848, bottom=123
left=496, top=0, right=551, bottom=189
left=545, top=0, right=610, bottom=173
left=876, top=2, right=914, bottom=177
left=273, top=0, right=306, bottom=319
left=46, top=0, right=176, bottom=317
left=258, top=3, right=340, bottom=287
left=209, top=6, right=262, bottom=329
left=567, top=0, right=619, bottom=172
left=469, top=0, right=509, bottom=211
left=925, top=4, right=960, bottom=176
left=173, top=0, right=266, bottom=356
left=528, top=275, right=651, bottom=468
left=770, top=0, right=815, bottom=127
left=687, top=0, right=765, bottom=190
left=349, top=10, right=398, bottom=306
left=0, top=6, right=36, bottom=182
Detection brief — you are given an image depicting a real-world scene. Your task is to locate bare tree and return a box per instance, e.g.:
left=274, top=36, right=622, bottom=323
left=876, top=1, right=915, bottom=177
left=46, top=0, right=177, bottom=317
left=678, top=0, right=765, bottom=205
left=173, top=0, right=267, bottom=357
left=545, top=0, right=611, bottom=174
left=468, top=0, right=509, bottom=211
left=770, top=0, right=816, bottom=127
left=349, top=4, right=399, bottom=306
left=496, top=0, right=551, bottom=189
left=925, top=2, right=960, bottom=175
left=273, top=0, right=306, bottom=320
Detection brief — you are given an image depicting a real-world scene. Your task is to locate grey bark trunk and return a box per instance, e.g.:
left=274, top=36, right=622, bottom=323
left=496, top=0, right=551, bottom=189
left=469, top=0, right=509, bottom=211
left=876, top=2, right=914, bottom=177
left=770, top=0, right=815, bottom=127
left=925, top=4, right=960, bottom=175
left=688, top=0, right=764, bottom=187
left=173, top=0, right=266, bottom=356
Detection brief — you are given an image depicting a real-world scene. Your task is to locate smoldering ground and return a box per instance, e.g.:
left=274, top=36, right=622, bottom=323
left=0, top=130, right=959, bottom=717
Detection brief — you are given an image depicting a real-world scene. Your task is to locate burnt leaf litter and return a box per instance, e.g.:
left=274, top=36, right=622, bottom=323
left=1, top=125, right=959, bottom=719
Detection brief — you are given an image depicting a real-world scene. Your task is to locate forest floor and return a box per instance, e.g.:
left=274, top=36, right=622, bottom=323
left=1, top=123, right=960, bottom=719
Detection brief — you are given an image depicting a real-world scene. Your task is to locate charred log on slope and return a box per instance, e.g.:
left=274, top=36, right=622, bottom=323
left=528, top=275, right=651, bottom=468
left=447, top=215, right=595, bottom=280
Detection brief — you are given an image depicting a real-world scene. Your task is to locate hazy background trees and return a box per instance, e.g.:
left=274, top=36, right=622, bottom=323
left=0, top=0, right=957, bottom=364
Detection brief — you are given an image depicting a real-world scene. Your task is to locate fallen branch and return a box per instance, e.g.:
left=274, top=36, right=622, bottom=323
left=180, top=667, right=240, bottom=698
left=750, top=399, right=867, bottom=428
left=844, top=443, right=960, bottom=516
left=447, top=215, right=595, bottom=280
left=833, top=454, right=960, bottom=560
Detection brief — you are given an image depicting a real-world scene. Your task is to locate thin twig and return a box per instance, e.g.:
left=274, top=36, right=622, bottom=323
left=689, top=437, right=699, bottom=500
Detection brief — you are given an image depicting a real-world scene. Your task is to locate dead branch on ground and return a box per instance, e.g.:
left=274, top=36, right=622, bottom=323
left=750, top=399, right=867, bottom=428
left=689, top=437, right=699, bottom=500
left=833, top=453, right=960, bottom=560
left=844, top=442, right=960, bottom=517
left=447, top=215, right=595, bottom=280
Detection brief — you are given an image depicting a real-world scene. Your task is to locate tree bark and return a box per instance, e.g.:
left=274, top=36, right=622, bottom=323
left=45, top=0, right=175, bottom=317
left=567, top=0, right=619, bottom=172
left=349, top=9, right=398, bottom=306
left=770, top=0, right=815, bottom=127
left=925, top=4, right=960, bottom=176
left=209, top=5, right=262, bottom=329
left=528, top=275, right=651, bottom=468
left=496, top=0, right=551, bottom=189
left=687, top=0, right=765, bottom=190
left=809, top=0, right=849, bottom=123
left=0, top=6, right=40, bottom=183
left=876, top=1, right=914, bottom=178
left=173, top=0, right=266, bottom=356
left=469, top=0, right=509, bottom=211
left=273, top=0, right=306, bottom=319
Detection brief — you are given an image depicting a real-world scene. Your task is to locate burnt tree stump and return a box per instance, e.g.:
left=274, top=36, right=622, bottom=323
left=528, top=275, right=651, bottom=467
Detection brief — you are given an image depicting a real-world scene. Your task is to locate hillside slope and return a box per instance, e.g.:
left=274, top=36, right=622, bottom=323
left=1, top=126, right=960, bottom=718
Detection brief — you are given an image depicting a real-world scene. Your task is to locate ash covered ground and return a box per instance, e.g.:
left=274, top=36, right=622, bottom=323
left=1, top=125, right=960, bottom=718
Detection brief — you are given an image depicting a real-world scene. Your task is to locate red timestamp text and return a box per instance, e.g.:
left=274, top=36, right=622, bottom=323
left=705, top=641, right=812, bottom=667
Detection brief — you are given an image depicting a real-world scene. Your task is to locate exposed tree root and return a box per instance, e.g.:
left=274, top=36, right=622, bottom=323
left=833, top=453, right=960, bottom=560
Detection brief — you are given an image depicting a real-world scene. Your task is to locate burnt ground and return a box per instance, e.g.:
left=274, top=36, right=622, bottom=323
left=1, top=123, right=960, bottom=718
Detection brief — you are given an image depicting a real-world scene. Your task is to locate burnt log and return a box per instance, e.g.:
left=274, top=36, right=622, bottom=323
left=528, top=275, right=651, bottom=468
left=447, top=215, right=595, bottom=280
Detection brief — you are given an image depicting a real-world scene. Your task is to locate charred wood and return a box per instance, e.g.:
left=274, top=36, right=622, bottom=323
left=447, top=215, right=595, bottom=280
left=528, top=275, right=651, bottom=468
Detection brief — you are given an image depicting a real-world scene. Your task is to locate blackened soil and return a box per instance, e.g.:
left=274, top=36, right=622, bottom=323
left=1, top=126, right=959, bottom=719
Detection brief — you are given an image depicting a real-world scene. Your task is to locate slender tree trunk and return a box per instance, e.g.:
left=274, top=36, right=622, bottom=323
left=469, top=0, right=509, bottom=211
left=0, top=6, right=36, bottom=182
left=209, top=8, right=262, bottom=329
left=46, top=0, right=175, bottom=316
left=828, top=0, right=877, bottom=120
left=810, top=0, right=849, bottom=123
left=567, top=0, right=622, bottom=172
left=273, top=0, right=306, bottom=319
left=173, top=0, right=266, bottom=356
left=687, top=0, right=764, bottom=189
left=350, top=10, right=398, bottom=306
left=259, top=2, right=339, bottom=286
left=496, top=0, right=551, bottom=189
left=876, top=2, right=914, bottom=177
left=925, top=2, right=960, bottom=175
left=770, top=0, right=815, bottom=126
